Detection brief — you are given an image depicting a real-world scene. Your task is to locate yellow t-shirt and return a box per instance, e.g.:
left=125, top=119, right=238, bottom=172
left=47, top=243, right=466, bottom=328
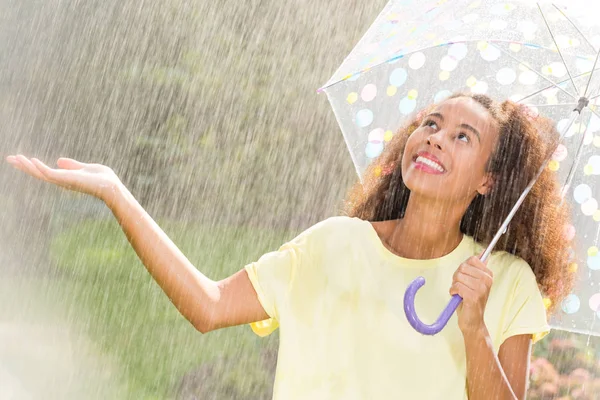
left=244, top=216, right=549, bottom=399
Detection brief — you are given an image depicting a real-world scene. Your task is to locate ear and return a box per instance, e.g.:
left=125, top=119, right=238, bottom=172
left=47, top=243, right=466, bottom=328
left=477, top=173, right=495, bottom=196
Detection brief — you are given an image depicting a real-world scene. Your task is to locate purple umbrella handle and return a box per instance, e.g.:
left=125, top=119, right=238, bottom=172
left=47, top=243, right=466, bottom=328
left=403, top=276, right=462, bottom=335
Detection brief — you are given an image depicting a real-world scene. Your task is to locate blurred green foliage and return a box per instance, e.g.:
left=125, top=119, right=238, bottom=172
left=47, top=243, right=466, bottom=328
left=47, top=217, right=288, bottom=399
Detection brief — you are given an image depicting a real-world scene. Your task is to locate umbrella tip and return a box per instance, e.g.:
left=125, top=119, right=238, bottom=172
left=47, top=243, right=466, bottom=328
left=574, top=97, right=589, bottom=113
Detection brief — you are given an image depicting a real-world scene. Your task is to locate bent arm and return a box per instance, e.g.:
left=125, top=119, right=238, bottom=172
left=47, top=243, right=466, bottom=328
left=104, top=182, right=268, bottom=333
left=464, top=325, right=530, bottom=400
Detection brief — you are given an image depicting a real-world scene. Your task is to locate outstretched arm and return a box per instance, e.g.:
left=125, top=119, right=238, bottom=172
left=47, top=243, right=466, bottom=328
left=104, top=182, right=269, bottom=333
left=6, top=155, right=269, bottom=333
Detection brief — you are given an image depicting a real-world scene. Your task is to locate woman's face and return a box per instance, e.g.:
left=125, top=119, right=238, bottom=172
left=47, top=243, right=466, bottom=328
left=401, top=97, right=500, bottom=203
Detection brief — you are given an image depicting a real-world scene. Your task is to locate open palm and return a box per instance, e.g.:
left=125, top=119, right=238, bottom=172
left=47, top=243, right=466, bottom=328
left=6, top=155, right=122, bottom=201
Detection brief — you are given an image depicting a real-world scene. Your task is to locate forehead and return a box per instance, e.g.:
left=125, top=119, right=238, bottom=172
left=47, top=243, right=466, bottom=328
left=432, top=97, right=496, bottom=129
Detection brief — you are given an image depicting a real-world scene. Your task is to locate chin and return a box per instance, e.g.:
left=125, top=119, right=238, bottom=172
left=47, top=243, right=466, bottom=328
left=403, top=178, right=449, bottom=199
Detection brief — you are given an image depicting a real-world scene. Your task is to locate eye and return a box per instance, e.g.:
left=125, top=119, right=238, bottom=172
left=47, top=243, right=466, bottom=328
left=457, top=132, right=470, bottom=143
left=423, top=119, right=438, bottom=130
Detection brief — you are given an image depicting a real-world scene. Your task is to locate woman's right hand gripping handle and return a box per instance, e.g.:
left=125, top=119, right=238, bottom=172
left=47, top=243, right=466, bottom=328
left=5, top=155, right=269, bottom=333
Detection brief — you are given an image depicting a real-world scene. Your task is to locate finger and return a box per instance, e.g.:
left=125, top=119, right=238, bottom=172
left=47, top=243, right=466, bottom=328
left=7, top=155, right=23, bottom=169
left=455, top=262, right=493, bottom=281
left=449, top=283, right=461, bottom=296
left=7, top=157, right=30, bottom=175
left=467, top=255, right=489, bottom=270
left=31, top=158, right=72, bottom=182
left=15, top=155, right=47, bottom=180
left=454, top=266, right=493, bottom=291
left=450, top=282, right=474, bottom=299
left=463, top=256, right=493, bottom=278
left=31, top=158, right=61, bottom=178
left=454, top=270, right=481, bottom=290
left=56, top=158, right=87, bottom=170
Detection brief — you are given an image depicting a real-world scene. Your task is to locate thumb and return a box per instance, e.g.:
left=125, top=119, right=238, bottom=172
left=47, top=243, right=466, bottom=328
left=56, top=158, right=86, bottom=170
left=478, top=250, right=488, bottom=264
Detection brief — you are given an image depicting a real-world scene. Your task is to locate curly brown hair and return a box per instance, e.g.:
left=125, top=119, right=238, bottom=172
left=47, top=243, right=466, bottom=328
left=343, top=92, right=573, bottom=312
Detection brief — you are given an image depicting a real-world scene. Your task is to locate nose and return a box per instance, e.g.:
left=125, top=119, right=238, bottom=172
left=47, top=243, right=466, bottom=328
left=426, top=131, right=443, bottom=150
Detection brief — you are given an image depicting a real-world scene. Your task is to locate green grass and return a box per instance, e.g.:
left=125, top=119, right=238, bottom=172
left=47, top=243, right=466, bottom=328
left=45, top=217, right=288, bottom=399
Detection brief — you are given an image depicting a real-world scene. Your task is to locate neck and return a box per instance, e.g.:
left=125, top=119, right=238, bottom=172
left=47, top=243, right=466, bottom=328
left=385, top=193, right=470, bottom=259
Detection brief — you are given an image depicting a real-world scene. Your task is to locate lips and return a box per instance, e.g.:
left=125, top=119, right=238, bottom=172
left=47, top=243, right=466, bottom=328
left=412, top=151, right=446, bottom=173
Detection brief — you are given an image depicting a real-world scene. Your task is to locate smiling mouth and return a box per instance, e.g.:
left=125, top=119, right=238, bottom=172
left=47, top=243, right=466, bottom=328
left=412, top=155, right=446, bottom=174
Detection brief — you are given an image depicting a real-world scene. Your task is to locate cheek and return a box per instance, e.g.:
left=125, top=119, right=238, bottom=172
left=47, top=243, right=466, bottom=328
left=447, top=155, right=489, bottom=194
left=452, top=154, right=487, bottom=184
left=451, top=143, right=489, bottom=171
left=402, top=129, right=425, bottom=154
left=401, top=136, right=420, bottom=172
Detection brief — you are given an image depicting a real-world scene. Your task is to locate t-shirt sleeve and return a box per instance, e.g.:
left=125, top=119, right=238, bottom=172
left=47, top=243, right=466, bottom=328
left=501, top=259, right=550, bottom=345
left=244, top=221, right=319, bottom=337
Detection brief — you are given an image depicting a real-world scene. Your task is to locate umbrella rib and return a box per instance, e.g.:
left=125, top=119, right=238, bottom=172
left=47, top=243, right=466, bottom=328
left=560, top=121, right=587, bottom=199
left=552, top=4, right=598, bottom=53
left=493, top=45, right=576, bottom=100
left=583, top=48, right=600, bottom=98
left=587, top=104, right=600, bottom=120
left=578, top=44, right=600, bottom=100
left=515, top=67, right=600, bottom=103
left=537, top=3, right=579, bottom=95
left=552, top=4, right=600, bottom=98
left=319, top=39, right=597, bottom=93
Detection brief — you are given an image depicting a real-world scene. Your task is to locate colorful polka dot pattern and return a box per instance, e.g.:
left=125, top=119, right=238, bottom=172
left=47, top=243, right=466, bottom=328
left=324, top=0, right=600, bottom=334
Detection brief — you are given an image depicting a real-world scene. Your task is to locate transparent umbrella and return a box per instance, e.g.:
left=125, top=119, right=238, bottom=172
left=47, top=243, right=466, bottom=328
left=320, top=0, right=600, bottom=335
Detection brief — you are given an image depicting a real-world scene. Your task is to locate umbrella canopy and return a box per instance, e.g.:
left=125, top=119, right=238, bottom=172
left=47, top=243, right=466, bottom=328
left=320, top=0, right=600, bottom=335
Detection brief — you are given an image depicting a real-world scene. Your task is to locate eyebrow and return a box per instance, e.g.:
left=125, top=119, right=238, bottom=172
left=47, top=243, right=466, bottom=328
left=427, top=112, right=481, bottom=143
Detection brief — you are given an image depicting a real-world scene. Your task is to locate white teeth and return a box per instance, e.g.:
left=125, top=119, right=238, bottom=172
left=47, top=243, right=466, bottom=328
left=415, top=156, right=444, bottom=172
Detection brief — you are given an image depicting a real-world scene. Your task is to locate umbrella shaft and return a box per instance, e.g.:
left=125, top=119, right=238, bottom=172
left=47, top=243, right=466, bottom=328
left=480, top=110, right=580, bottom=262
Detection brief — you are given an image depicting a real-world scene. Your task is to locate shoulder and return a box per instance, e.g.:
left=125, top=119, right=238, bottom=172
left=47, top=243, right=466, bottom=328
left=288, top=216, right=371, bottom=256
left=300, top=215, right=367, bottom=238
left=487, top=250, right=540, bottom=292
left=489, top=250, right=534, bottom=275
left=461, top=237, right=534, bottom=278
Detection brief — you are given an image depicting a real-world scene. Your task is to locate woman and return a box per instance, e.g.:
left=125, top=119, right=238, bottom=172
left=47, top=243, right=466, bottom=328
left=5, top=93, right=572, bottom=399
